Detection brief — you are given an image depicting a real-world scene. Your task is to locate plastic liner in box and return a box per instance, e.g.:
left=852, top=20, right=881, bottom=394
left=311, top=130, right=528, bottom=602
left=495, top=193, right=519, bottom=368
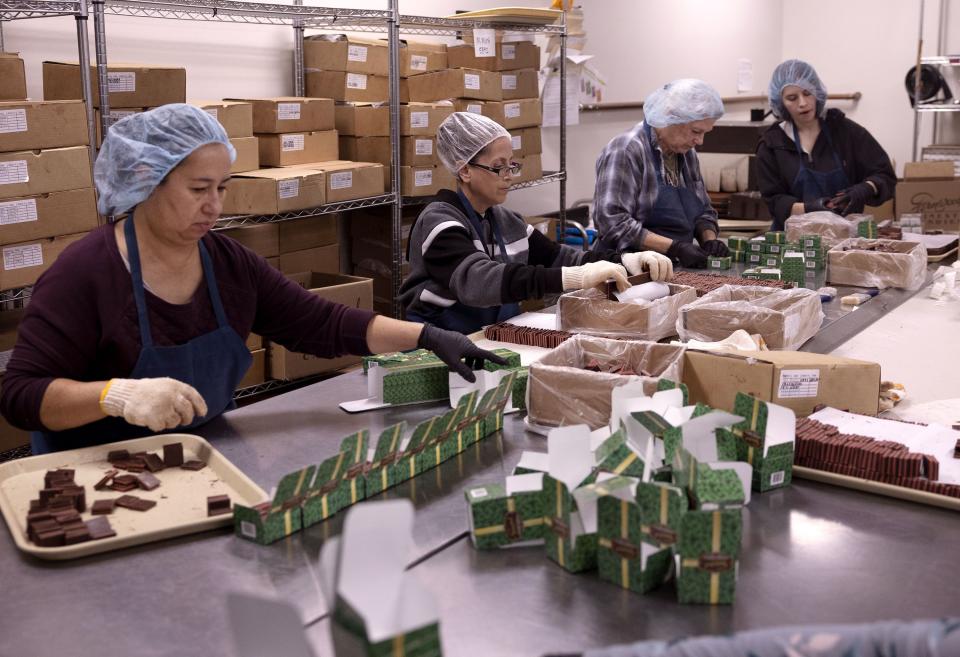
left=827, top=238, right=928, bottom=291
left=785, top=211, right=869, bottom=247
left=676, top=285, right=823, bottom=350
left=556, top=283, right=697, bottom=341
left=526, top=334, right=685, bottom=430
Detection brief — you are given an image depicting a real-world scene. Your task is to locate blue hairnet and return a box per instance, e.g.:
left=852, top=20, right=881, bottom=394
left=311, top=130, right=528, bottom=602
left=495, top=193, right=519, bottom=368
left=94, top=103, right=236, bottom=216
left=768, top=59, right=827, bottom=121
left=436, top=112, right=511, bottom=175
left=643, top=79, right=724, bottom=128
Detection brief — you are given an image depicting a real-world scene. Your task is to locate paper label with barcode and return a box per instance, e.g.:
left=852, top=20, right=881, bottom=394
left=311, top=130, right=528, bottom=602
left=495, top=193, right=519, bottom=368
left=203, top=108, right=219, bottom=121
left=409, top=111, right=429, bottom=128
left=511, top=135, right=522, bottom=150
left=278, top=179, right=300, bottom=199
left=277, top=103, right=301, bottom=120
left=0, top=109, right=27, bottom=134
left=330, top=171, right=353, bottom=189
left=0, top=198, right=38, bottom=225
left=107, top=110, right=137, bottom=123
left=504, top=103, right=521, bottom=119
left=106, top=71, right=136, bottom=93
left=3, top=243, right=42, bottom=271
left=281, top=134, right=305, bottom=152
left=473, top=29, right=496, bottom=58
left=466, top=104, right=482, bottom=114
left=778, top=369, right=820, bottom=398
left=464, top=73, right=481, bottom=90
left=414, top=139, right=433, bottom=156
left=502, top=44, right=517, bottom=60
left=347, top=73, right=368, bottom=90
left=469, top=488, right=488, bottom=499
left=347, top=44, right=368, bottom=62
left=414, top=169, right=433, bottom=187
left=0, top=161, right=29, bottom=186
left=240, top=521, right=257, bottom=539
left=769, top=471, right=785, bottom=487
left=410, top=55, right=428, bottom=71
left=502, top=75, right=517, bottom=91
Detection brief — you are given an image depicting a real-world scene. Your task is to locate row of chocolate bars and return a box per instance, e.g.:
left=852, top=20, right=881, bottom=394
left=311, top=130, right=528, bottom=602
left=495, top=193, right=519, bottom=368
left=233, top=370, right=519, bottom=545
left=465, top=389, right=796, bottom=605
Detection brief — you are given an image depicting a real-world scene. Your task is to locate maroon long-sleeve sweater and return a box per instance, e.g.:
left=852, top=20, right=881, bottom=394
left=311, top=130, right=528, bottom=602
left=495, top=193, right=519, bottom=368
left=0, top=224, right=376, bottom=432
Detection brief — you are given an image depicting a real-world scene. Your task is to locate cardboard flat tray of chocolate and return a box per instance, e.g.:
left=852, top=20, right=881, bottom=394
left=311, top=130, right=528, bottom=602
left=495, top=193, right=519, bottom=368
left=0, top=434, right=267, bottom=560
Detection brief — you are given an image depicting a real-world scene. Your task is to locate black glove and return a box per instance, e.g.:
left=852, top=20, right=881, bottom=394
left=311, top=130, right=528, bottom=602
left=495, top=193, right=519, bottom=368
left=417, top=324, right=509, bottom=383
left=666, top=240, right=708, bottom=268
left=700, top=239, right=729, bottom=257
left=803, top=197, right=838, bottom=214
left=830, top=182, right=874, bottom=216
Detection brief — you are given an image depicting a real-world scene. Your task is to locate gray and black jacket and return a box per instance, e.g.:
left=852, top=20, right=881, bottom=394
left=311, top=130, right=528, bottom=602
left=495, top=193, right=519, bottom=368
left=399, top=189, right=621, bottom=321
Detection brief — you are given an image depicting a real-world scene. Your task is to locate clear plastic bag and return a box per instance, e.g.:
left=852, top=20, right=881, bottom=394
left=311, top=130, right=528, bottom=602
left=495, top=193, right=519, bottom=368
left=785, top=211, right=866, bottom=247
left=556, top=283, right=697, bottom=341
left=827, top=238, right=928, bottom=291
left=526, top=334, right=685, bottom=430
left=676, top=284, right=823, bottom=350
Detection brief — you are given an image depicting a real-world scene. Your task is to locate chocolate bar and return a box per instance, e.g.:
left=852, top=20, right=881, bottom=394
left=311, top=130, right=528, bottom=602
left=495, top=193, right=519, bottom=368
left=670, top=271, right=793, bottom=297
left=94, top=470, right=117, bottom=490
left=85, top=516, right=116, bottom=540
left=207, top=494, right=231, bottom=517
left=163, top=443, right=184, bottom=467
left=483, top=321, right=573, bottom=349
left=91, top=499, right=116, bottom=515
left=143, top=453, right=166, bottom=472
left=180, top=460, right=207, bottom=471
left=115, top=495, right=157, bottom=512
left=107, top=449, right=130, bottom=462
left=136, top=472, right=161, bottom=491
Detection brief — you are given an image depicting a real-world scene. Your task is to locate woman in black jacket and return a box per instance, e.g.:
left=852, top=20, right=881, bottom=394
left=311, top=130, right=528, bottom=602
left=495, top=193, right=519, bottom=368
left=756, top=59, right=896, bottom=230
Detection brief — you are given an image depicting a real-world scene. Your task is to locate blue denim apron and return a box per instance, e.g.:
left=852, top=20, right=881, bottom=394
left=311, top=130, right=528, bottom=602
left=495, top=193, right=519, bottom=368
left=643, top=123, right=708, bottom=244
left=777, top=120, right=851, bottom=230
left=30, top=214, right=253, bottom=454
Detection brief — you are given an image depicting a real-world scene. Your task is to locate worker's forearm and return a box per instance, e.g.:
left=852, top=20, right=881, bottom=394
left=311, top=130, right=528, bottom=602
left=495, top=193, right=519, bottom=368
left=365, top=315, right=425, bottom=355
left=640, top=232, right=674, bottom=255
left=791, top=202, right=805, bottom=216
left=39, top=378, right=109, bottom=431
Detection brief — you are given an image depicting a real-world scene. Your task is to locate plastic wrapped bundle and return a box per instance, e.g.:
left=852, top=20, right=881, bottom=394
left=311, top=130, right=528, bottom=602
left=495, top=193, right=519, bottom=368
left=677, top=285, right=823, bottom=350
left=784, top=211, right=864, bottom=248
left=827, top=238, right=928, bottom=291
left=557, top=283, right=697, bottom=340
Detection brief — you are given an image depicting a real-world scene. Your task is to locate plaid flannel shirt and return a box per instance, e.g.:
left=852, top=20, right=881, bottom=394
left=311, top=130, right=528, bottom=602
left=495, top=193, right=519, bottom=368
left=593, top=121, right=719, bottom=252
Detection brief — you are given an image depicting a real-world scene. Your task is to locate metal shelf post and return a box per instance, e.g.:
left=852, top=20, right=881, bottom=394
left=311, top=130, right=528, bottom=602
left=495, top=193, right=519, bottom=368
left=292, top=0, right=303, bottom=96
left=388, top=0, right=402, bottom=318
left=558, top=10, right=566, bottom=240
left=92, top=0, right=111, bottom=142
left=75, top=0, right=98, bottom=161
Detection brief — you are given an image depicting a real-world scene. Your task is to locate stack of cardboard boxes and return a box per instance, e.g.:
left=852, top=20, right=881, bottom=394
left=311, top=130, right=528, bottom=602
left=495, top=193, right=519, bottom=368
left=190, top=100, right=259, bottom=174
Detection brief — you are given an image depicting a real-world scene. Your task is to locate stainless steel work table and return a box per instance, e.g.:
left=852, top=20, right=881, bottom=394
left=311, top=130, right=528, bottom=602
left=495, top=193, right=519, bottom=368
left=0, top=264, right=952, bottom=657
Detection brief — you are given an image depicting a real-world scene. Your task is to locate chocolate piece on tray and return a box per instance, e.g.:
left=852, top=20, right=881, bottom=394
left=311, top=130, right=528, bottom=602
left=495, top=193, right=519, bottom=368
left=163, top=443, right=184, bottom=467
left=91, top=499, right=116, bottom=515
left=207, top=494, right=232, bottom=517
left=115, top=495, right=157, bottom=512
left=180, top=460, right=207, bottom=471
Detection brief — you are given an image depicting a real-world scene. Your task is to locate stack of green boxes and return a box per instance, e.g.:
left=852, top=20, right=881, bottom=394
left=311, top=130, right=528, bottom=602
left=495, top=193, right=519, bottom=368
left=800, top=234, right=826, bottom=283
left=706, top=256, right=733, bottom=270
left=779, top=251, right=806, bottom=286
left=742, top=267, right=782, bottom=281
left=726, top=236, right=748, bottom=263
left=744, top=240, right=766, bottom=267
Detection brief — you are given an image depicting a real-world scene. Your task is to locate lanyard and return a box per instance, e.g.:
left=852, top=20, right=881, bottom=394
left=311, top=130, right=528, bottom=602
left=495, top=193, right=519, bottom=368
left=457, top=189, right=510, bottom=261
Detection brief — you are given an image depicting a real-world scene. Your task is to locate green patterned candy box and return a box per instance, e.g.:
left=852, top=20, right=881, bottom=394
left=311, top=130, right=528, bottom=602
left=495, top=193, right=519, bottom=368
left=303, top=451, right=353, bottom=527
left=727, top=392, right=796, bottom=492
left=596, top=495, right=672, bottom=594
left=542, top=474, right=597, bottom=573
left=668, top=411, right=752, bottom=509
left=596, top=441, right=646, bottom=478
left=636, top=481, right=687, bottom=549
left=676, top=508, right=742, bottom=605
left=331, top=616, right=443, bottom=657
left=364, top=422, right=409, bottom=496
left=233, top=503, right=302, bottom=545
left=466, top=473, right=546, bottom=550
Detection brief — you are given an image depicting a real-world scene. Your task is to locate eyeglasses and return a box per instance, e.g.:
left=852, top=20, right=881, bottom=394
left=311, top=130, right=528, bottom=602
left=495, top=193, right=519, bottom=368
left=469, top=160, right=523, bottom=178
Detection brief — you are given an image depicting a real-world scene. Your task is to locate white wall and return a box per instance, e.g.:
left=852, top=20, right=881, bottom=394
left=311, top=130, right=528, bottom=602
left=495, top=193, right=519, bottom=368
left=3, top=0, right=955, bottom=218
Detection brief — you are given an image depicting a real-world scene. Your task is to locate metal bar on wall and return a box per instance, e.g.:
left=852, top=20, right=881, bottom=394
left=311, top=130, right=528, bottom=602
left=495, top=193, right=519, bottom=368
left=75, top=0, right=98, bottom=162
left=558, top=11, right=566, bottom=239
left=292, top=0, right=304, bottom=96
left=387, top=0, right=402, bottom=318
left=0, top=20, right=5, bottom=51
left=92, top=0, right=111, bottom=141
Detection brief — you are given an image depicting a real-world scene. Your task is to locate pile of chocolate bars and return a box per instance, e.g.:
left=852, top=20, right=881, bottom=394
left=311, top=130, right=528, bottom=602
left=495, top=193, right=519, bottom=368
left=670, top=271, right=793, bottom=297
left=483, top=321, right=573, bottom=349
left=25, top=469, right=116, bottom=546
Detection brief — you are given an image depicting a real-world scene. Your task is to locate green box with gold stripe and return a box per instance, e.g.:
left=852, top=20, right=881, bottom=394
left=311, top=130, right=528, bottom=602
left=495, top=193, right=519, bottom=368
left=676, top=508, right=742, bottom=604
left=596, top=495, right=673, bottom=594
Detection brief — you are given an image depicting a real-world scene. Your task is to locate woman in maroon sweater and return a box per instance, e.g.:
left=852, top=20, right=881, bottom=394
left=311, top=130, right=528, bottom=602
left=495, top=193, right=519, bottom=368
left=1, top=104, right=502, bottom=453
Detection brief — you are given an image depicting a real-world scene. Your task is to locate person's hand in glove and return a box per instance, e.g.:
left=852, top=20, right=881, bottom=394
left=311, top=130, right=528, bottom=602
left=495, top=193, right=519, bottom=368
left=830, top=182, right=875, bottom=216
left=100, top=377, right=208, bottom=432
left=700, top=239, right=729, bottom=257
left=561, top=261, right=630, bottom=292
left=803, top=197, right=839, bottom=214
left=666, top=240, right=708, bottom=268
left=417, top=324, right=508, bottom=383
left=621, top=251, right=673, bottom=281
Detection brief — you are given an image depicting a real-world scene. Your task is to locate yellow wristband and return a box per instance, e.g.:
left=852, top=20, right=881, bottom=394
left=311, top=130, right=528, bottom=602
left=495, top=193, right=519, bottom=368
left=99, top=379, right=115, bottom=413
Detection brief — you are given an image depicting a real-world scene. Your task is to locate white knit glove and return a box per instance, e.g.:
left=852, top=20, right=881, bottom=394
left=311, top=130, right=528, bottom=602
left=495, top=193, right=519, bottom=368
left=561, top=261, right=630, bottom=292
left=100, top=378, right=208, bottom=432
left=621, top=251, right=674, bottom=281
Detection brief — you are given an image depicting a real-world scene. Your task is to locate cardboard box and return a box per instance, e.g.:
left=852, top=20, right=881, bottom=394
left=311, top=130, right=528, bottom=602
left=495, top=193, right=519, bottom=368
left=407, top=69, right=501, bottom=103
left=0, top=54, right=27, bottom=101
left=895, top=173, right=960, bottom=232
left=514, top=154, right=543, bottom=184
left=190, top=100, right=253, bottom=138
left=558, top=284, right=697, bottom=341
left=230, top=136, right=259, bottom=173
left=400, top=166, right=455, bottom=197
left=446, top=41, right=540, bottom=72
left=289, top=160, right=384, bottom=203
left=509, top=126, right=541, bottom=156
left=306, top=71, right=390, bottom=103
left=339, top=135, right=438, bottom=169
left=399, top=42, right=448, bottom=77
left=456, top=98, right=541, bottom=129
left=334, top=102, right=454, bottom=137
left=277, top=244, right=340, bottom=275
left=402, top=103, right=455, bottom=136
left=0, top=100, right=89, bottom=152
left=43, top=61, right=186, bottom=108
left=278, top=215, right=338, bottom=253
left=220, top=223, right=279, bottom=258
left=267, top=273, right=373, bottom=379
left=682, top=349, right=880, bottom=417
left=348, top=205, right=416, bottom=246
left=677, top=286, right=823, bottom=351
left=237, top=348, right=266, bottom=389
left=827, top=238, right=927, bottom=291
left=245, top=333, right=263, bottom=351
left=256, top=129, right=338, bottom=167
left=0, top=231, right=88, bottom=290
left=94, top=107, right=146, bottom=146
left=304, top=36, right=389, bottom=76
left=0, top=187, right=99, bottom=246
left=227, top=97, right=334, bottom=134
left=0, top=146, right=92, bottom=200
left=499, top=69, right=538, bottom=100
left=221, top=167, right=325, bottom=215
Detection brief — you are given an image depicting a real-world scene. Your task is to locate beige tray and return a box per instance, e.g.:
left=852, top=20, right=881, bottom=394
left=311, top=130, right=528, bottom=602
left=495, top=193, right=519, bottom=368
left=928, top=246, right=958, bottom=263
left=793, top=465, right=960, bottom=512
left=0, top=433, right=268, bottom=560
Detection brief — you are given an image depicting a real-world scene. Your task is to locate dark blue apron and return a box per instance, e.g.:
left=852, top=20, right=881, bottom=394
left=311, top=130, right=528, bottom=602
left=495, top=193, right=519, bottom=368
left=407, top=191, right=520, bottom=334
left=779, top=120, right=850, bottom=230
left=643, top=123, right=708, bottom=244
left=30, top=214, right=253, bottom=454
